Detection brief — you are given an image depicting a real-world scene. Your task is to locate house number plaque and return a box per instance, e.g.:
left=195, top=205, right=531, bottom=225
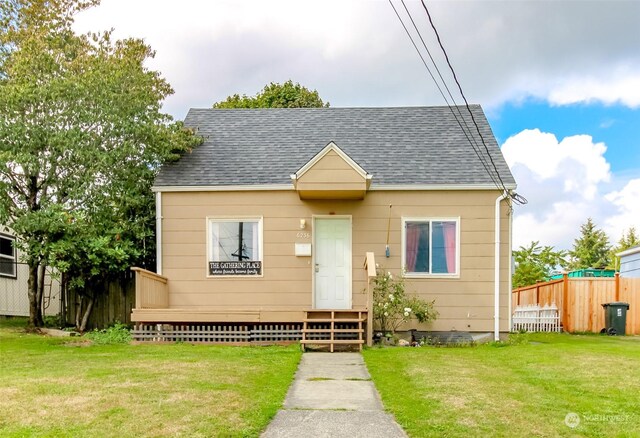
left=209, top=261, right=262, bottom=276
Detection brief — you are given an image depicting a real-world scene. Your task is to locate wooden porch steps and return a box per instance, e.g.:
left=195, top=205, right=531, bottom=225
left=301, top=310, right=366, bottom=352
left=300, top=339, right=365, bottom=345
left=303, top=328, right=365, bottom=333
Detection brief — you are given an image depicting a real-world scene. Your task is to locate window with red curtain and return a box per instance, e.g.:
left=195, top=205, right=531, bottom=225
left=405, top=222, right=429, bottom=273
left=404, top=219, right=457, bottom=275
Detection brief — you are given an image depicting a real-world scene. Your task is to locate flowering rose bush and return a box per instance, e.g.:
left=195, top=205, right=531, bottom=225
left=371, top=269, right=438, bottom=334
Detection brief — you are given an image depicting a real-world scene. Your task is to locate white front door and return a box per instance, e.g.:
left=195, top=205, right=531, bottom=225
left=314, top=217, right=352, bottom=309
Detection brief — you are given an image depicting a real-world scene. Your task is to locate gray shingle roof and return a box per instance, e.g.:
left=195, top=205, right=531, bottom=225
left=155, top=106, right=516, bottom=188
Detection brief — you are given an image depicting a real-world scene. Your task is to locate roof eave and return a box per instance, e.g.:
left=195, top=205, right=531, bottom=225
left=152, top=183, right=515, bottom=192
left=616, top=246, right=640, bottom=257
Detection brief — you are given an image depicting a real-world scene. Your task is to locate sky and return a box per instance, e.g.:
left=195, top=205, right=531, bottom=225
left=73, top=0, right=640, bottom=251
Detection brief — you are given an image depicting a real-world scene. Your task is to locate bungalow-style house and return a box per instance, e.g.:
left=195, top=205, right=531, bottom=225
left=0, top=227, right=61, bottom=317
left=131, top=106, right=517, bottom=349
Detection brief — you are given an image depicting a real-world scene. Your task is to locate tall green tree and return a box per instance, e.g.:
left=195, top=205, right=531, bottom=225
left=0, top=0, right=200, bottom=328
left=608, top=227, right=639, bottom=270
left=569, top=218, right=611, bottom=270
left=512, top=241, right=567, bottom=288
left=213, top=80, right=329, bottom=108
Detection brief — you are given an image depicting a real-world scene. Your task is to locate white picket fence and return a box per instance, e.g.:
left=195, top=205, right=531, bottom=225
left=512, top=304, right=561, bottom=332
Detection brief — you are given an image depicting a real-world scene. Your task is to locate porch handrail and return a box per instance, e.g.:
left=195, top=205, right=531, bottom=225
left=363, top=252, right=376, bottom=346
left=131, top=267, right=169, bottom=309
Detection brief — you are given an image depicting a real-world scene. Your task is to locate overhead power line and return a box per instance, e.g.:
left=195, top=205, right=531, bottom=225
left=398, top=1, right=475, bottom=133
left=419, top=0, right=509, bottom=193
left=387, top=0, right=504, bottom=191
left=388, top=0, right=527, bottom=206
left=398, top=0, right=505, bottom=191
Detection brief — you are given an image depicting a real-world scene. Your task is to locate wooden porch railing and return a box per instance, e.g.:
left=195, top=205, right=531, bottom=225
left=363, top=252, right=376, bottom=346
left=131, top=267, right=169, bottom=309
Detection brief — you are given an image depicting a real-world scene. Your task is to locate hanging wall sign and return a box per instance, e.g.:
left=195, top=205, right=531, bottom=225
left=209, top=261, right=262, bottom=276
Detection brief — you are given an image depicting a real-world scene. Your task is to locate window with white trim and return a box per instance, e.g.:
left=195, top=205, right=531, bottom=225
left=402, top=218, right=459, bottom=276
left=0, top=234, right=17, bottom=278
left=207, top=218, right=262, bottom=276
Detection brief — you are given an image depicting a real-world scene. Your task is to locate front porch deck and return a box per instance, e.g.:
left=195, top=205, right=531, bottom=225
left=132, top=307, right=306, bottom=324
left=131, top=309, right=369, bottom=349
left=130, top=255, right=376, bottom=349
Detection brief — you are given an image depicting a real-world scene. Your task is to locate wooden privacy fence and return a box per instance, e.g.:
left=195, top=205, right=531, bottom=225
left=64, top=271, right=135, bottom=330
left=512, top=274, right=640, bottom=335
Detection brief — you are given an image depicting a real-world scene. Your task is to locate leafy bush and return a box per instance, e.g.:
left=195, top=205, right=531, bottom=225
left=85, top=322, right=132, bottom=345
left=43, top=315, right=62, bottom=328
left=371, top=270, right=438, bottom=334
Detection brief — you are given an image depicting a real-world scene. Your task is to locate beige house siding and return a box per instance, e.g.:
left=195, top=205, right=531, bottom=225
left=157, top=189, right=511, bottom=333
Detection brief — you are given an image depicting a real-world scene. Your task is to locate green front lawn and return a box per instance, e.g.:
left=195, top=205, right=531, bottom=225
left=0, top=318, right=301, bottom=438
left=364, top=333, right=640, bottom=437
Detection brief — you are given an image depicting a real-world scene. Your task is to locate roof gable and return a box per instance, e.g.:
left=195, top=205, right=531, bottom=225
left=293, top=141, right=369, bottom=180
left=291, top=142, right=372, bottom=199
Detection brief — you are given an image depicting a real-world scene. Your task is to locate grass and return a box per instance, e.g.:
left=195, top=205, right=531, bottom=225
left=363, top=333, right=640, bottom=437
left=0, top=317, right=301, bottom=438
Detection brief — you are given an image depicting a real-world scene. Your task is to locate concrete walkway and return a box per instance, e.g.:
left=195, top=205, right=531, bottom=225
left=261, top=352, right=407, bottom=438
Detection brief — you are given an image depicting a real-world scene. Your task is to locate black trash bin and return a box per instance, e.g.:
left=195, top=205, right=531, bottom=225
left=601, top=302, right=630, bottom=335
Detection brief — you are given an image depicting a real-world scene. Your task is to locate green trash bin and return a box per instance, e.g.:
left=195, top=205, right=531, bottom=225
left=601, top=302, right=630, bottom=335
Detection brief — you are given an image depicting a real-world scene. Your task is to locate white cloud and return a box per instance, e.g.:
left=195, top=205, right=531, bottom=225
left=605, top=179, right=640, bottom=239
left=548, top=71, right=640, bottom=108
left=72, top=0, right=398, bottom=117
left=513, top=202, right=594, bottom=251
left=71, top=0, right=640, bottom=116
left=502, top=129, right=610, bottom=201
left=599, top=119, right=616, bottom=129
left=503, top=129, right=638, bottom=250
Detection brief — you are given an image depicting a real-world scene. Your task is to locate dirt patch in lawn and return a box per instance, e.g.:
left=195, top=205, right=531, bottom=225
left=62, top=340, right=93, bottom=347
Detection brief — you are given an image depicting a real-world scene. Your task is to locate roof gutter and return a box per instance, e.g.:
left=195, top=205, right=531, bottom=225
left=151, top=183, right=517, bottom=193
left=616, top=245, right=640, bottom=258
left=494, top=191, right=509, bottom=341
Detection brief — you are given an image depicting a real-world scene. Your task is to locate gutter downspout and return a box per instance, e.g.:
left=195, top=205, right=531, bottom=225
left=494, top=191, right=509, bottom=341
left=156, top=191, right=163, bottom=275
left=508, top=201, right=514, bottom=333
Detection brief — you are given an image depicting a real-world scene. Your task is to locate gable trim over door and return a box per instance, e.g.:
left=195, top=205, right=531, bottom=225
left=312, top=215, right=352, bottom=310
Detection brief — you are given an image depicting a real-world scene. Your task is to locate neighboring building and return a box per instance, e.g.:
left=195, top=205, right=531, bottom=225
left=0, top=228, right=61, bottom=317
left=130, top=106, right=516, bottom=346
left=618, top=246, right=640, bottom=278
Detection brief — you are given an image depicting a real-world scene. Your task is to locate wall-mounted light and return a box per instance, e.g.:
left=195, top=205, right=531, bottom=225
left=300, top=219, right=306, bottom=229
